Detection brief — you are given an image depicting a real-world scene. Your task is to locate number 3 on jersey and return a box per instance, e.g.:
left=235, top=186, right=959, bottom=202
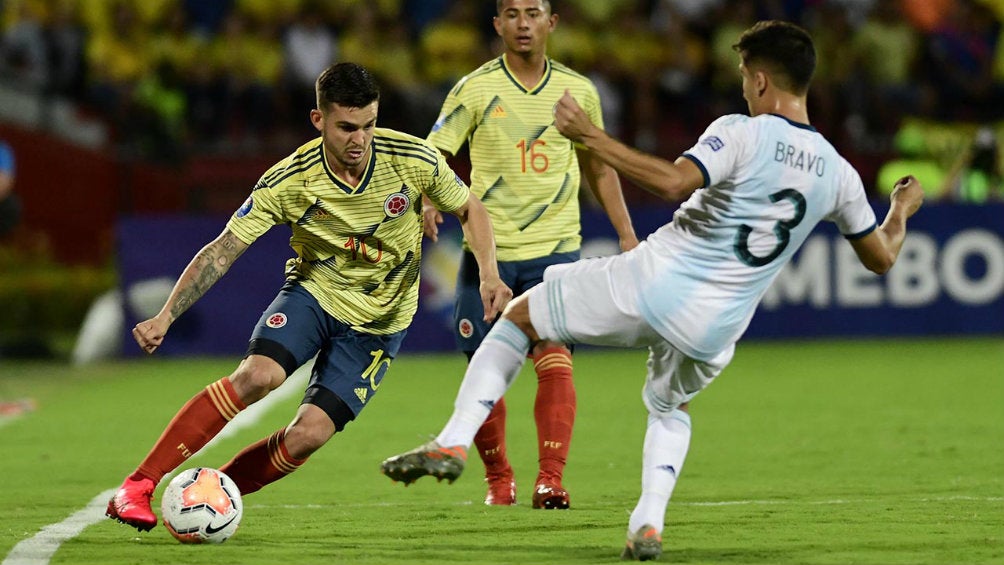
left=734, top=188, right=807, bottom=267
left=517, top=139, right=549, bottom=173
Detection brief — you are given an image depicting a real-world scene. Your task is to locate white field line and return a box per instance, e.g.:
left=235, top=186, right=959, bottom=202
left=2, top=365, right=308, bottom=565
left=679, top=495, right=1004, bottom=506
left=242, top=494, right=1004, bottom=510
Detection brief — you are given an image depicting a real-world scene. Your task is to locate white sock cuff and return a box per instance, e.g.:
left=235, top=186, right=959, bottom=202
left=485, top=318, right=530, bottom=355
left=669, top=409, right=691, bottom=429
left=648, top=409, right=692, bottom=430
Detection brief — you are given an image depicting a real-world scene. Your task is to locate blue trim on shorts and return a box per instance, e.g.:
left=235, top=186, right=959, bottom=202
left=249, top=282, right=406, bottom=419
left=545, top=278, right=575, bottom=344
left=453, top=250, right=579, bottom=351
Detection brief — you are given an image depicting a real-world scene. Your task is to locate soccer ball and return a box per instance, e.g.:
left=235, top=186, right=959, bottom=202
left=161, top=467, right=243, bottom=544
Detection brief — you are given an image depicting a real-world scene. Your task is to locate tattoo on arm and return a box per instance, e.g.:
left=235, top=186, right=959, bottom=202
left=169, top=231, right=248, bottom=321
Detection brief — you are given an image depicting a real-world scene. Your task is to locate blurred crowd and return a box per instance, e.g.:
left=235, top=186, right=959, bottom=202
left=0, top=0, right=1002, bottom=201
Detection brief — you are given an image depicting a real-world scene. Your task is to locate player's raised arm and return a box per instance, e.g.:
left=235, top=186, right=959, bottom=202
left=849, top=175, right=925, bottom=275
left=447, top=193, right=512, bottom=321
left=554, top=90, right=702, bottom=202
left=133, top=228, right=249, bottom=354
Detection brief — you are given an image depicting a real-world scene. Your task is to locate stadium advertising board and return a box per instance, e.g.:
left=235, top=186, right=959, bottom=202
left=748, top=204, right=1002, bottom=338
left=117, top=204, right=1003, bottom=356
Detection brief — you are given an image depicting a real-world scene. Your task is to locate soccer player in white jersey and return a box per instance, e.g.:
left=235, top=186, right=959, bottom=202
left=381, top=21, right=925, bottom=560
left=105, top=62, right=512, bottom=533
left=415, top=0, right=638, bottom=509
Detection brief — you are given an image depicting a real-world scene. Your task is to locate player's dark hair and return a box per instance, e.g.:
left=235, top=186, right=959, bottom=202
left=496, top=0, right=551, bottom=15
left=732, top=20, right=815, bottom=95
left=315, top=62, right=380, bottom=110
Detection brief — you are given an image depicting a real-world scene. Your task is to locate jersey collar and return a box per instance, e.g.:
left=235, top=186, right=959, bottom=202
left=500, top=54, right=552, bottom=95
left=321, top=143, right=376, bottom=195
left=768, top=113, right=817, bottom=132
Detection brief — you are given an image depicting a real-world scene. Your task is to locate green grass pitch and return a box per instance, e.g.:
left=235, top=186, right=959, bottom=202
left=1, top=337, right=1002, bottom=564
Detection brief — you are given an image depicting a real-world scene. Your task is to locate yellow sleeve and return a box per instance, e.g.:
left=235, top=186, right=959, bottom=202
left=426, top=77, right=477, bottom=156
left=582, top=82, right=605, bottom=131
left=423, top=150, right=470, bottom=213
left=573, top=81, right=604, bottom=151
left=225, top=172, right=287, bottom=245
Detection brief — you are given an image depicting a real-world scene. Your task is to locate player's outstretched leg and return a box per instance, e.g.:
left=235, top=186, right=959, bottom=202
left=106, top=377, right=246, bottom=532
left=380, top=440, right=468, bottom=485
left=620, top=524, right=663, bottom=561
left=383, top=319, right=530, bottom=489
left=105, top=474, right=157, bottom=532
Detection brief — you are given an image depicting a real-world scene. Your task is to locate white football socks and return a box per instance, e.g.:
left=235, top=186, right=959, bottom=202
left=628, top=409, right=692, bottom=534
left=436, top=319, right=529, bottom=448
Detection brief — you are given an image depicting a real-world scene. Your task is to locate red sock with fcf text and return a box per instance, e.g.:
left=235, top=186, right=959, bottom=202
left=533, top=346, right=575, bottom=485
left=133, top=377, right=246, bottom=483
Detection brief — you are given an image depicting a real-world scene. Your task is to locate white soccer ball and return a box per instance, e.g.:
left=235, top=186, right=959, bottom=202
left=161, top=467, right=243, bottom=544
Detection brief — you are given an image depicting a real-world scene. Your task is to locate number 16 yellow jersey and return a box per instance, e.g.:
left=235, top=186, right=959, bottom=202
left=428, top=55, right=604, bottom=262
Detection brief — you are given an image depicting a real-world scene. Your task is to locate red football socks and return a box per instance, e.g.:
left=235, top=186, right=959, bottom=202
left=219, top=428, right=306, bottom=495
left=474, top=397, right=512, bottom=476
left=533, top=346, right=575, bottom=484
left=135, top=377, right=246, bottom=483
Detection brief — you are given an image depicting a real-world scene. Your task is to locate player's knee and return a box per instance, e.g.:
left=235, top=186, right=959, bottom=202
left=531, top=340, right=570, bottom=357
left=231, top=357, right=284, bottom=403
left=284, top=422, right=332, bottom=458
left=500, top=295, right=539, bottom=340
left=285, top=407, right=337, bottom=457
left=500, top=293, right=529, bottom=320
left=302, top=385, right=356, bottom=434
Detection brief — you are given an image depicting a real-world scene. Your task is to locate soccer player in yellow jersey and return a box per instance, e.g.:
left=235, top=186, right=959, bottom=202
left=414, top=0, right=638, bottom=509
left=105, top=63, right=512, bottom=533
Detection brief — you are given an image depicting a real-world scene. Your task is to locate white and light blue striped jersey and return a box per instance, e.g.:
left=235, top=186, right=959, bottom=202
left=634, top=113, right=877, bottom=361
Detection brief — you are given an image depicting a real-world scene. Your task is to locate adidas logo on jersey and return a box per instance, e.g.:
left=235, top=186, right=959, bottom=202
left=490, top=105, right=507, bottom=118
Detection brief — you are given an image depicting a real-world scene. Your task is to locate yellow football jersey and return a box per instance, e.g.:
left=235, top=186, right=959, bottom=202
left=227, top=129, right=470, bottom=334
left=427, top=55, right=604, bottom=261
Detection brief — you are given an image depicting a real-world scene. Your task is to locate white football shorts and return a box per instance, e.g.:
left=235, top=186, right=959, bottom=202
left=527, top=251, right=734, bottom=415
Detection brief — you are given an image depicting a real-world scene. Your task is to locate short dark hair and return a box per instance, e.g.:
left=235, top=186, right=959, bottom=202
left=315, top=62, right=380, bottom=110
left=732, top=20, right=815, bottom=95
left=496, top=0, right=551, bottom=15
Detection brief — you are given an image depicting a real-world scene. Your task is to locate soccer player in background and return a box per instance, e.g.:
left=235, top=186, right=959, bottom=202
left=381, top=21, right=925, bottom=560
left=106, top=62, right=512, bottom=532
left=416, top=0, right=638, bottom=509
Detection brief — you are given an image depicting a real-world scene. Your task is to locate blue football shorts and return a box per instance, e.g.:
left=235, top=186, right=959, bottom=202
left=245, top=282, right=405, bottom=430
